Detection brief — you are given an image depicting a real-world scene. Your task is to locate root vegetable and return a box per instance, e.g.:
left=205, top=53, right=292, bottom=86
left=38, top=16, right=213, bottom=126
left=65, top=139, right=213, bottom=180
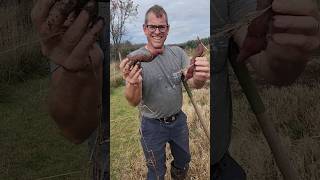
left=237, top=0, right=274, bottom=62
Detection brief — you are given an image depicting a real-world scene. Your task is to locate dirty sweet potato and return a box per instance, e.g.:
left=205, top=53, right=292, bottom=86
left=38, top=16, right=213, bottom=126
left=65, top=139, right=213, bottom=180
left=237, top=0, right=274, bottom=62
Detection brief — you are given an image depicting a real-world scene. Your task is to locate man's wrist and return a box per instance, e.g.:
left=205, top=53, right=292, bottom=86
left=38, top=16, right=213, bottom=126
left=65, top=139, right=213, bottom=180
left=126, top=81, right=141, bottom=87
left=189, top=78, right=205, bottom=89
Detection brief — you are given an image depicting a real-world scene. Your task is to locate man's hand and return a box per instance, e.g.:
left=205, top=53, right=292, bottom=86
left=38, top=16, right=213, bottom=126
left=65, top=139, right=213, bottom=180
left=120, top=58, right=143, bottom=106
left=31, top=0, right=105, bottom=72
left=234, top=0, right=320, bottom=85
left=119, top=58, right=132, bottom=79
left=125, top=64, right=142, bottom=86
left=120, top=58, right=143, bottom=85
left=269, top=0, right=320, bottom=61
left=187, top=56, right=210, bottom=89
left=31, top=0, right=105, bottom=144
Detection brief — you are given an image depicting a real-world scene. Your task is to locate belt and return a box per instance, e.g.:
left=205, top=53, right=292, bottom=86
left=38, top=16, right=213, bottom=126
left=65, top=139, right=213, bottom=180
left=157, top=112, right=179, bottom=123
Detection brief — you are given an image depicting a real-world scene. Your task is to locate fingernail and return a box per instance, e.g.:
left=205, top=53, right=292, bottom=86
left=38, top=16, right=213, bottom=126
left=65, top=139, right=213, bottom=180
left=83, top=0, right=97, bottom=18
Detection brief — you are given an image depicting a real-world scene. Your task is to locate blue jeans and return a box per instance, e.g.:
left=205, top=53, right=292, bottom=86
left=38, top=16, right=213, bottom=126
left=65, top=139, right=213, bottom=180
left=140, top=111, right=191, bottom=180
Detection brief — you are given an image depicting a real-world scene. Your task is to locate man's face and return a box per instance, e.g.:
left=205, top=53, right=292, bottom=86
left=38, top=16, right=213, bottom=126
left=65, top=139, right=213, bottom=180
left=143, top=12, right=169, bottom=49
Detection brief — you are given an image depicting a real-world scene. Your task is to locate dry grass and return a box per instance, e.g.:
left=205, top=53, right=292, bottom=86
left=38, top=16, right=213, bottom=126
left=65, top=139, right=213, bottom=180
left=110, top=61, right=124, bottom=88
left=0, top=1, right=46, bottom=84
left=229, top=58, right=320, bottom=180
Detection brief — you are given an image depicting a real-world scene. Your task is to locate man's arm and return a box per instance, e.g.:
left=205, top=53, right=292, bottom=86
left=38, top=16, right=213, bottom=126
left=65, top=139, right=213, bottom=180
left=233, top=0, right=320, bottom=85
left=31, top=0, right=105, bottom=144
left=49, top=60, right=102, bottom=144
left=120, top=59, right=142, bottom=106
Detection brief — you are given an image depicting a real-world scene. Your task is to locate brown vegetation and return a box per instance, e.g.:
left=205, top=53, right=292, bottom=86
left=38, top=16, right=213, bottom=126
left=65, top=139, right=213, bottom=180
left=0, top=1, right=47, bottom=84
left=230, top=58, right=320, bottom=179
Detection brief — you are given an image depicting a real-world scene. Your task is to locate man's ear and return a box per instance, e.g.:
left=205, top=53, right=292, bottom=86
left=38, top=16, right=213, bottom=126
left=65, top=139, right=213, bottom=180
left=143, top=24, right=148, bottom=35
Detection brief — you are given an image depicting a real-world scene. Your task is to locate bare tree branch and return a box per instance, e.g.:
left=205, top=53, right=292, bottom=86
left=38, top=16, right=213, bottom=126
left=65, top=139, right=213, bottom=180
left=110, top=0, right=138, bottom=61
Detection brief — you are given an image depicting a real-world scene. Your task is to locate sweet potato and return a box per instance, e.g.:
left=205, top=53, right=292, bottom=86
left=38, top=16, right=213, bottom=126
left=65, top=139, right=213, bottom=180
left=184, top=42, right=205, bottom=81
left=126, top=51, right=154, bottom=67
left=237, top=0, right=274, bottom=62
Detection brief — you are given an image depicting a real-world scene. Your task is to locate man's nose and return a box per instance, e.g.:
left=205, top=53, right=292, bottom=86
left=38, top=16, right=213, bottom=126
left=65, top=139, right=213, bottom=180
left=154, top=27, right=161, bottom=34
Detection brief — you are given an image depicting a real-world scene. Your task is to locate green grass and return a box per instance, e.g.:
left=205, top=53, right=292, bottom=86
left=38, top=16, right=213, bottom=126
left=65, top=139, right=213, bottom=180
left=110, top=86, right=142, bottom=180
left=0, top=78, right=90, bottom=180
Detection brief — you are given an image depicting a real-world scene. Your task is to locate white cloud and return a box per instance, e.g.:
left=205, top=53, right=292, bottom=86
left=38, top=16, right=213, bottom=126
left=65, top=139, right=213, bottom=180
left=121, top=0, right=210, bottom=44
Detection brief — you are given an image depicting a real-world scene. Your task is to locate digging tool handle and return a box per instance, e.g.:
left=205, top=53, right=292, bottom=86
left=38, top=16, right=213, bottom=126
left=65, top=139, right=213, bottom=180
left=182, top=80, right=210, bottom=140
left=229, top=39, right=299, bottom=180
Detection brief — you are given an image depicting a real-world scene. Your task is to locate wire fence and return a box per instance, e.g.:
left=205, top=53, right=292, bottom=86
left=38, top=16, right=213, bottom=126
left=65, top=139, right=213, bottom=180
left=0, top=0, right=47, bottom=84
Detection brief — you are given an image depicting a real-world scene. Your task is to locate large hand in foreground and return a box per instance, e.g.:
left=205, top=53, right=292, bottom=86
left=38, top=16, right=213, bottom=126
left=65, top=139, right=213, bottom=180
left=31, top=0, right=105, bottom=72
left=259, top=0, right=320, bottom=84
left=268, top=0, right=320, bottom=62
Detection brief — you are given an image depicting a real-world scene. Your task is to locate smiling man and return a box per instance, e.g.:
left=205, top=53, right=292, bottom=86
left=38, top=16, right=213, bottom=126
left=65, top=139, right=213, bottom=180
left=120, top=5, right=210, bottom=180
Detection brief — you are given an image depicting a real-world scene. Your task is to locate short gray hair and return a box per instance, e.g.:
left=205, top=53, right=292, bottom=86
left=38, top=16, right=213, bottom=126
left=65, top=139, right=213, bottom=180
left=144, top=5, right=168, bottom=25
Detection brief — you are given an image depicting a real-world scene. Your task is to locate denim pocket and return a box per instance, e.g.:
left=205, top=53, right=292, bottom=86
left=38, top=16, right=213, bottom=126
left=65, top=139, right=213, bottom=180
left=140, top=118, right=160, bottom=139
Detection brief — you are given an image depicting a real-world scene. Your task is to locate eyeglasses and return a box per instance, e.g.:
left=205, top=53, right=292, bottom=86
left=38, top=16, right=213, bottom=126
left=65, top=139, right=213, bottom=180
left=145, top=24, right=169, bottom=33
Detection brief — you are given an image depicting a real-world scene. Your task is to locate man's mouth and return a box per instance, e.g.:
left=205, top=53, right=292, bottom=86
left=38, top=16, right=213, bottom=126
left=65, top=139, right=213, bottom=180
left=152, top=36, right=162, bottom=41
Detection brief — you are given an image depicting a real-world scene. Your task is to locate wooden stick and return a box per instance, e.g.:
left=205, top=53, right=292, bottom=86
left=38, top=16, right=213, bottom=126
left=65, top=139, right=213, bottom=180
left=229, top=40, right=299, bottom=180
left=182, top=80, right=210, bottom=141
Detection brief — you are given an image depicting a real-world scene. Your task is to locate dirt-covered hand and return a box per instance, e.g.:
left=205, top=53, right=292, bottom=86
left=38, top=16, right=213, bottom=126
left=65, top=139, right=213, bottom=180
left=125, top=64, right=142, bottom=86
left=31, top=0, right=105, bottom=72
left=119, top=58, right=131, bottom=79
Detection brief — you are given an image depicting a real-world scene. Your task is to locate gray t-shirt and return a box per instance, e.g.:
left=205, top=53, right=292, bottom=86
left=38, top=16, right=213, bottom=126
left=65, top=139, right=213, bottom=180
left=211, top=0, right=256, bottom=164
left=128, top=45, right=189, bottom=118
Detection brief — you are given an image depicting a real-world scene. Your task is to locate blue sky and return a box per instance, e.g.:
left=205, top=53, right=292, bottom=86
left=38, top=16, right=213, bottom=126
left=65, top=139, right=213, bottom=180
left=120, top=0, right=210, bottom=44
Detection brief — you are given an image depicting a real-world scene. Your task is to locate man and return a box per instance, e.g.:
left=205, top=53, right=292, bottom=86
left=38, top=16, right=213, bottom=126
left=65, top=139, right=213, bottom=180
left=31, top=0, right=108, bottom=179
left=211, top=0, right=320, bottom=179
left=119, top=5, right=210, bottom=180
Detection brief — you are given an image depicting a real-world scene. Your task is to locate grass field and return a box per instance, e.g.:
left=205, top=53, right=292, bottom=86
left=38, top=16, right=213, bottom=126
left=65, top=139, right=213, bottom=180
left=0, top=78, right=91, bottom=180
left=110, top=86, right=142, bottom=179
left=230, top=58, right=320, bottom=180
left=110, top=85, right=210, bottom=180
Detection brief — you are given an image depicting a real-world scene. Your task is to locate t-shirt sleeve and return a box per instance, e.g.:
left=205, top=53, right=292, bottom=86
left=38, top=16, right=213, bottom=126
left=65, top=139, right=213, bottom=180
left=228, top=0, right=257, bottom=24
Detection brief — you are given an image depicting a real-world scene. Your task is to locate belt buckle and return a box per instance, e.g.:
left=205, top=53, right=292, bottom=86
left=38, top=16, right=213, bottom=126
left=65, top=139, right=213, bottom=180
left=162, top=117, right=169, bottom=124
left=163, top=115, right=175, bottom=123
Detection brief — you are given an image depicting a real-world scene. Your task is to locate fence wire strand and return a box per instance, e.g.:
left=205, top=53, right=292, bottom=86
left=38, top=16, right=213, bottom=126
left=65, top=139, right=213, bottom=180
left=0, top=7, right=272, bottom=57
left=212, top=5, right=272, bottom=39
